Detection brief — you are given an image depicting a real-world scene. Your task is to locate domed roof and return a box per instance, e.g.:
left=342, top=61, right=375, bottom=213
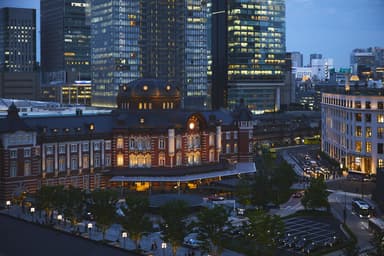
left=119, top=79, right=180, bottom=98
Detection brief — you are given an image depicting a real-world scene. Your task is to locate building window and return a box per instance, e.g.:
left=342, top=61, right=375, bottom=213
left=10, top=162, right=17, bottom=177
left=24, top=161, right=31, bottom=176
left=83, top=155, right=89, bottom=169
left=105, top=154, right=111, bottom=167
left=378, top=143, right=384, bottom=154
left=365, top=114, right=371, bottom=123
left=378, top=114, right=384, bottom=123
left=209, top=149, right=215, bottom=162
left=366, top=127, right=372, bottom=137
left=378, top=127, right=384, bottom=139
left=366, top=142, right=372, bottom=153
left=59, top=157, right=66, bottom=171
left=105, top=140, right=111, bottom=150
left=129, top=138, right=136, bottom=150
left=365, top=101, right=371, bottom=109
left=117, top=137, right=124, bottom=149
left=71, top=156, right=78, bottom=170
left=82, top=142, right=89, bottom=152
left=378, top=102, right=384, bottom=109
left=46, top=145, right=53, bottom=155
left=233, top=131, right=238, bottom=139
left=176, top=152, right=182, bottom=166
left=209, top=133, right=215, bottom=146
left=226, top=144, right=231, bottom=154
left=355, top=113, right=362, bottom=122
left=159, top=138, right=165, bottom=149
left=355, top=141, right=362, bottom=152
left=10, top=149, right=17, bottom=159
left=71, top=144, right=77, bottom=153
left=117, top=153, right=124, bottom=166
left=159, top=154, right=165, bottom=166
left=94, top=142, right=100, bottom=151
left=59, top=145, right=66, bottom=154
left=234, top=143, right=238, bottom=153
left=94, top=153, right=100, bottom=168
left=34, top=147, right=40, bottom=156
left=379, top=159, right=384, bottom=168
left=24, top=148, right=31, bottom=158
left=176, top=136, right=182, bottom=149
left=355, top=126, right=362, bottom=137
left=46, top=158, right=54, bottom=173
left=249, top=130, right=253, bottom=139
left=249, top=142, right=253, bottom=153
left=355, top=101, right=361, bottom=108
left=226, top=132, right=231, bottom=140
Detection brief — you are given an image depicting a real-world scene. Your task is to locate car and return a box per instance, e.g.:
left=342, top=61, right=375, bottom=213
left=183, top=233, right=203, bottom=249
left=293, top=191, right=303, bottom=198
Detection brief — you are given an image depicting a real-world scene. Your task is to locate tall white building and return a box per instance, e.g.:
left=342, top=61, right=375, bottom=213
left=321, top=87, right=384, bottom=174
left=311, top=58, right=333, bottom=81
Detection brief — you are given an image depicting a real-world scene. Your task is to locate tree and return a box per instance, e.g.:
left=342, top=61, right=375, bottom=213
left=121, top=194, right=152, bottom=250
left=301, top=177, right=329, bottom=210
left=195, top=205, right=229, bottom=256
left=371, top=232, right=384, bottom=256
left=160, top=200, right=188, bottom=256
left=62, top=186, right=85, bottom=226
left=35, top=185, right=63, bottom=223
left=244, top=210, right=284, bottom=256
left=235, top=178, right=253, bottom=206
left=89, top=189, right=118, bottom=239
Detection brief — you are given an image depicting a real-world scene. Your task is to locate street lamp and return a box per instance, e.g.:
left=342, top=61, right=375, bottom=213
left=161, top=242, right=167, bottom=256
left=121, top=231, right=127, bottom=249
left=87, top=223, right=93, bottom=239
left=57, top=214, right=63, bottom=227
left=6, top=200, right=11, bottom=214
left=30, top=207, right=35, bottom=222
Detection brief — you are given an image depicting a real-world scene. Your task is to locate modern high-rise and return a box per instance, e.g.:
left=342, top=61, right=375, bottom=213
left=211, top=0, right=286, bottom=114
left=290, top=51, right=303, bottom=67
left=0, top=8, right=36, bottom=72
left=350, top=47, right=384, bottom=81
left=309, top=53, right=322, bottom=66
left=0, top=7, right=39, bottom=100
left=90, top=0, right=141, bottom=107
left=41, top=0, right=91, bottom=91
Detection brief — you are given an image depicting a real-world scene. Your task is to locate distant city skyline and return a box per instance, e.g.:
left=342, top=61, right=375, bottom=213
left=1, top=0, right=383, bottom=69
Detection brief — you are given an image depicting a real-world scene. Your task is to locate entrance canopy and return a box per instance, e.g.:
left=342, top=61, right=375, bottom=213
left=109, top=162, right=256, bottom=182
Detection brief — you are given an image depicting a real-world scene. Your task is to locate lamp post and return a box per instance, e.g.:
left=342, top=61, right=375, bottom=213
left=57, top=214, right=63, bottom=228
left=121, top=231, right=127, bottom=249
left=6, top=200, right=11, bottom=214
left=343, top=191, right=347, bottom=224
left=87, top=223, right=93, bottom=239
left=161, top=242, right=167, bottom=256
left=30, top=207, right=35, bottom=222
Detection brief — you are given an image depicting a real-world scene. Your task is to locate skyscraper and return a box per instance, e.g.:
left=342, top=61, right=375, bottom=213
left=0, top=7, right=39, bottom=100
left=211, top=0, right=286, bottom=114
left=92, top=0, right=209, bottom=109
left=41, top=0, right=91, bottom=89
left=90, top=0, right=141, bottom=107
left=0, top=8, right=36, bottom=72
left=309, top=53, right=322, bottom=66
left=290, top=51, right=303, bottom=67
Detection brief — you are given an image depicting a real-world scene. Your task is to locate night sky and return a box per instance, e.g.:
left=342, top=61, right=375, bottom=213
left=1, top=0, right=383, bottom=68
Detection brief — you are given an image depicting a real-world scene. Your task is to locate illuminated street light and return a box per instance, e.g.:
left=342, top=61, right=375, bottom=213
left=121, top=231, right=128, bottom=249
left=30, top=207, right=35, bottom=222
left=57, top=214, right=63, bottom=227
left=6, top=200, right=11, bottom=214
left=87, top=223, right=93, bottom=239
left=161, top=242, right=167, bottom=256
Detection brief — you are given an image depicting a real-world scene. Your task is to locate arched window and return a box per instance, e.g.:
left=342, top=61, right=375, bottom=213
left=145, top=154, right=151, bottom=167
left=117, top=153, right=124, bottom=166
left=137, top=154, right=145, bottom=167
left=159, top=153, right=165, bottom=167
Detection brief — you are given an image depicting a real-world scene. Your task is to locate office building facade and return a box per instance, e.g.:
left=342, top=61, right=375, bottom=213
left=41, top=0, right=91, bottom=99
left=322, top=87, right=384, bottom=175
left=0, top=7, right=39, bottom=100
left=211, top=0, right=286, bottom=114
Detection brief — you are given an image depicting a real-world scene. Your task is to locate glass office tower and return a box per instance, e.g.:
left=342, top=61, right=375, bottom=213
left=91, top=0, right=141, bottom=107
left=212, top=0, right=286, bottom=114
left=41, top=0, right=91, bottom=85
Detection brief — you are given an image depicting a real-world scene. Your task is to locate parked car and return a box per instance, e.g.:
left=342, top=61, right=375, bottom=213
left=183, top=233, right=203, bottom=249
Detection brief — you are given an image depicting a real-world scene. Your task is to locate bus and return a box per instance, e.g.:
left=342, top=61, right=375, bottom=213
left=352, top=199, right=372, bottom=218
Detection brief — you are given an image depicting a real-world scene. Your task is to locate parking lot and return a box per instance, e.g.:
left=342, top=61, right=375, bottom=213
left=279, top=217, right=344, bottom=255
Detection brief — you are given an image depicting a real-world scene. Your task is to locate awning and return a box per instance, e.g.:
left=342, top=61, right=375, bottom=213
left=109, top=162, right=256, bottom=182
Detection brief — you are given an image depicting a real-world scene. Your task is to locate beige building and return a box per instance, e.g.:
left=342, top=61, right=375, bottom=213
left=321, top=88, right=384, bottom=174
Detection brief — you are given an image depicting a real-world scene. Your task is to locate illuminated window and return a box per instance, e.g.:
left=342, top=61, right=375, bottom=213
left=366, top=142, right=372, bottom=153
left=226, top=144, right=231, bottom=154
left=379, top=159, right=384, bottom=168
left=366, top=127, right=372, bottom=137
left=176, top=152, right=182, bottom=166
left=355, top=126, right=362, bottom=137
left=59, top=157, right=66, bottom=171
left=378, top=127, right=384, bottom=139
left=378, top=114, right=384, bottom=123
left=355, top=113, right=362, bottom=122
left=378, top=102, right=384, bottom=109
left=365, top=101, right=371, bottom=109
left=234, top=143, right=238, bottom=153
left=117, top=137, right=124, bottom=149
left=46, top=158, right=54, bottom=172
left=159, top=153, right=165, bottom=166
left=355, top=141, right=362, bottom=152
left=83, top=155, right=89, bottom=169
left=209, top=133, right=215, bottom=146
left=117, top=153, right=124, bottom=166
